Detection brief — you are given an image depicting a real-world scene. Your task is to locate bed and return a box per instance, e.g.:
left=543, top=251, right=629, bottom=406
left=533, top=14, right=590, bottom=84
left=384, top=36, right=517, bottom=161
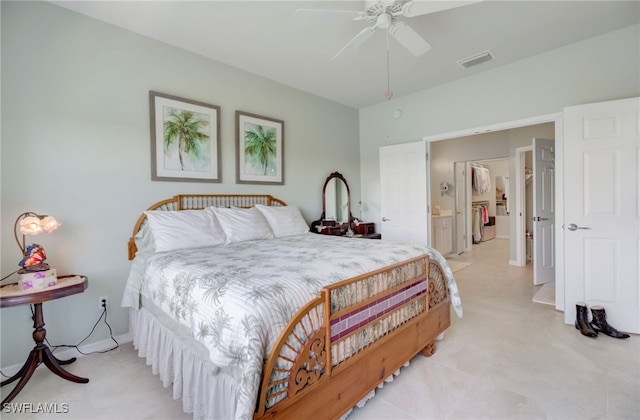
left=122, top=194, right=462, bottom=420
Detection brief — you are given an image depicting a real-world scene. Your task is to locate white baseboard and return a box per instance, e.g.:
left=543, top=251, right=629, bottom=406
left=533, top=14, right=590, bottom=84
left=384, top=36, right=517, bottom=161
left=1, top=332, right=132, bottom=377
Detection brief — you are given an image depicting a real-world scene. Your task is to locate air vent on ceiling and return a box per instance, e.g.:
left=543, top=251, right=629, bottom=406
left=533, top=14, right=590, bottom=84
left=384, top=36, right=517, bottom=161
left=457, top=50, right=494, bottom=69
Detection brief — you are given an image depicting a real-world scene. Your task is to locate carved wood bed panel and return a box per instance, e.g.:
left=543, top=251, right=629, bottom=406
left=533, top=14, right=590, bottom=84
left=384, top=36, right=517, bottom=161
left=126, top=194, right=452, bottom=420
left=255, top=255, right=450, bottom=419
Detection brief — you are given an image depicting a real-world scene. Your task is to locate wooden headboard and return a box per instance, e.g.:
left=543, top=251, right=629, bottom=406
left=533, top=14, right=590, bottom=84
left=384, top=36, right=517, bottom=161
left=127, top=194, right=286, bottom=260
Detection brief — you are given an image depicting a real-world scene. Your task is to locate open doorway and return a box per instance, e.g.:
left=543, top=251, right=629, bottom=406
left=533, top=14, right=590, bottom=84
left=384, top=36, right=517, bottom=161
left=428, top=122, right=555, bottom=281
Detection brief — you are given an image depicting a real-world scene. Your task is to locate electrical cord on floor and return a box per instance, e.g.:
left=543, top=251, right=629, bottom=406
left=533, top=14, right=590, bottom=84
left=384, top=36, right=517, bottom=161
left=0, top=299, right=119, bottom=380
left=39, top=303, right=120, bottom=356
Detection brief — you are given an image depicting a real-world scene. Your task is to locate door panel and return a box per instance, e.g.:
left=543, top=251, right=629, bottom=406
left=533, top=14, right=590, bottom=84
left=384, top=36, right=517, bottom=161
left=533, top=138, right=555, bottom=285
left=454, top=162, right=466, bottom=254
left=564, top=97, right=639, bottom=333
left=380, top=141, right=428, bottom=244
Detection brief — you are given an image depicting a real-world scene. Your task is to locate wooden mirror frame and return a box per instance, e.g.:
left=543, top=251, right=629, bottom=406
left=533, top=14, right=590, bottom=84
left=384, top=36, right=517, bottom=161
left=319, top=171, right=353, bottom=229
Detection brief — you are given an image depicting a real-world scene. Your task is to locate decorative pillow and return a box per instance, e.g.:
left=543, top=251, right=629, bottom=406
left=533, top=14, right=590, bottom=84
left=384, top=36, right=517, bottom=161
left=144, top=209, right=226, bottom=252
left=210, top=206, right=274, bottom=243
left=255, top=205, right=309, bottom=238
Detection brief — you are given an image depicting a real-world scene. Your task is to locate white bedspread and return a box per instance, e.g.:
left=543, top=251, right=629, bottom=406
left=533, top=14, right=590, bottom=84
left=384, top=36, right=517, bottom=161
left=122, top=233, right=461, bottom=419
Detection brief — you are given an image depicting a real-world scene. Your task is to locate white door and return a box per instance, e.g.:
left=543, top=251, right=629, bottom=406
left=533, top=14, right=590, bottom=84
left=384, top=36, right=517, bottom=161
left=533, top=138, right=555, bottom=285
left=380, top=141, right=428, bottom=244
left=564, top=97, right=639, bottom=333
left=454, top=161, right=467, bottom=254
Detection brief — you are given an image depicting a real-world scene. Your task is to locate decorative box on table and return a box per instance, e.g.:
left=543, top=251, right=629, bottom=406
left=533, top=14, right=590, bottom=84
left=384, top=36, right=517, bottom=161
left=18, top=269, right=58, bottom=291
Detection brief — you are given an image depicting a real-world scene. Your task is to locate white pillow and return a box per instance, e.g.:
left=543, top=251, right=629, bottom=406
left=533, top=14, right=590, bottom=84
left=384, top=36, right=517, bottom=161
left=211, top=206, right=274, bottom=243
left=144, top=209, right=226, bottom=252
left=255, top=205, right=309, bottom=238
left=134, top=221, right=156, bottom=255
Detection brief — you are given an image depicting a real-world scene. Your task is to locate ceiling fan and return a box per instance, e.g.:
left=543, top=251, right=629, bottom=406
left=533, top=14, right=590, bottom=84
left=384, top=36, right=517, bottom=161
left=296, top=0, right=480, bottom=60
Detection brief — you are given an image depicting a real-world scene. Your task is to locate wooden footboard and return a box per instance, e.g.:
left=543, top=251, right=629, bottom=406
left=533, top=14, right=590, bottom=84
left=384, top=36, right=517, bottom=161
left=255, top=256, right=451, bottom=420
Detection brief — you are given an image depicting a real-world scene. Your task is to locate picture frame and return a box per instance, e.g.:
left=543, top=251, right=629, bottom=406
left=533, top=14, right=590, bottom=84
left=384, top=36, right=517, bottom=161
left=150, top=91, right=221, bottom=182
left=235, top=111, right=284, bottom=185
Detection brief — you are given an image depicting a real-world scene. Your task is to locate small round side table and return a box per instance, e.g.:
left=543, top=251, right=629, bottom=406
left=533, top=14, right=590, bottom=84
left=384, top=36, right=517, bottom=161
left=0, top=275, right=89, bottom=405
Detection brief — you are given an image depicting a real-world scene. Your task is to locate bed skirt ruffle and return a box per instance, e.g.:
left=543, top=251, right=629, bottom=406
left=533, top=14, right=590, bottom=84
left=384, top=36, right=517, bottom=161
left=130, top=307, right=240, bottom=420
left=130, top=306, right=441, bottom=419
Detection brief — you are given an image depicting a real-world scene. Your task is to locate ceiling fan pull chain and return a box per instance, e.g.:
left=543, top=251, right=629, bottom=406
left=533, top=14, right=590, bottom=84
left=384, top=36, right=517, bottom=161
left=385, top=31, right=393, bottom=100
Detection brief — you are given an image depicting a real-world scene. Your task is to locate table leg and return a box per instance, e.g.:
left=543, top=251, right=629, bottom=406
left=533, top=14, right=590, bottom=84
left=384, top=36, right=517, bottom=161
left=1, top=349, right=41, bottom=406
left=1, top=303, right=88, bottom=406
left=41, top=346, right=88, bottom=383
left=51, top=354, right=76, bottom=366
left=0, top=349, right=38, bottom=387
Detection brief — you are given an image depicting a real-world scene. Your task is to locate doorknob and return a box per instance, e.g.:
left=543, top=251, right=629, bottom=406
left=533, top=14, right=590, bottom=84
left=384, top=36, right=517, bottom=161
left=567, top=223, right=590, bottom=231
left=382, top=217, right=390, bottom=222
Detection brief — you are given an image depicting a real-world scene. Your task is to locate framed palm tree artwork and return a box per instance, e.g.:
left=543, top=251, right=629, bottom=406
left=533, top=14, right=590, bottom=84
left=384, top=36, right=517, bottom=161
left=150, top=91, right=221, bottom=182
left=235, top=111, right=284, bottom=185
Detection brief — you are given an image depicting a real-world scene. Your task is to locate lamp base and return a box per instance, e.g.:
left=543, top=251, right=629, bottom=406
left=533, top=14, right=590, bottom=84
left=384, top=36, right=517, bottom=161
left=18, top=269, right=57, bottom=291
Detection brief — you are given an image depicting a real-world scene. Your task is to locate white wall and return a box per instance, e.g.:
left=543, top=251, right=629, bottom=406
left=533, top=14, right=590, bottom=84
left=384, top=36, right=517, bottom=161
left=0, top=2, right=359, bottom=366
left=359, top=24, right=640, bottom=230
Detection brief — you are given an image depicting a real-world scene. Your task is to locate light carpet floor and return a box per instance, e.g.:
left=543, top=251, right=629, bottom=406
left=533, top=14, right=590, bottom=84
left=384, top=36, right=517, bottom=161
left=2, top=239, right=638, bottom=419
left=445, top=259, right=470, bottom=273
left=532, top=281, right=556, bottom=306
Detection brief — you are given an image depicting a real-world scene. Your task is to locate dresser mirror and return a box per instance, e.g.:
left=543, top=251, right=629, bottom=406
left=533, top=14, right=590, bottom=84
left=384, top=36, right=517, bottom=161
left=321, top=172, right=351, bottom=223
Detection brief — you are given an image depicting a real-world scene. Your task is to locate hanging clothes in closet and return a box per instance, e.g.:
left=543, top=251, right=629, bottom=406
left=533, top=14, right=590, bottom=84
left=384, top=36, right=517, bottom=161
left=472, top=202, right=489, bottom=243
left=472, top=164, right=491, bottom=194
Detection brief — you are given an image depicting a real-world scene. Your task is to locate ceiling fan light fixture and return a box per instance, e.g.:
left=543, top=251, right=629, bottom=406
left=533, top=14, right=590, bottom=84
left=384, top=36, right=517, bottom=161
left=376, top=13, right=392, bottom=29
left=457, top=50, right=495, bottom=68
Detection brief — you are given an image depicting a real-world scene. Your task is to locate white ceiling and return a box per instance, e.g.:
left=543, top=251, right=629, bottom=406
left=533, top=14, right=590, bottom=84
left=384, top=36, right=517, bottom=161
left=51, top=1, right=640, bottom=109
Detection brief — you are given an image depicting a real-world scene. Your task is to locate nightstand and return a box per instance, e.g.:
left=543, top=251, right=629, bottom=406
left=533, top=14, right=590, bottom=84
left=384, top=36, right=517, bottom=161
left=0, top=275, right=89, bottom=405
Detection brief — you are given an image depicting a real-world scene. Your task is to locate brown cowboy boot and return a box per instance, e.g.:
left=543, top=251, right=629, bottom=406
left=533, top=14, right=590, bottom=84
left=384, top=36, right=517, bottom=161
left=575, top=302, right=597, bottom=338
left=590, top=306, right=630, bottom=339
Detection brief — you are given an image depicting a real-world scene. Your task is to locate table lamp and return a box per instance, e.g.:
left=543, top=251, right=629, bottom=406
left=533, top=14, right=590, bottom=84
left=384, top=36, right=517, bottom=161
left=13, top=212, right=61, bottom=291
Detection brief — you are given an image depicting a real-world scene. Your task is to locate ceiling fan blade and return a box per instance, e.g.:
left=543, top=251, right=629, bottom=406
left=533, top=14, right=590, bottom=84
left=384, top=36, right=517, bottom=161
left=388, top=21, right=432, bottom=57
left=294, top=8, right=365, bottom=21
left=401, top=0, right=482, bottom=18
left=331, top=26, right=376, bottom=61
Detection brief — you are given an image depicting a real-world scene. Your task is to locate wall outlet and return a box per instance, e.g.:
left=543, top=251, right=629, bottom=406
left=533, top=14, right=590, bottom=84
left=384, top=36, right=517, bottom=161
left=98, top=295, right=108, bottom=311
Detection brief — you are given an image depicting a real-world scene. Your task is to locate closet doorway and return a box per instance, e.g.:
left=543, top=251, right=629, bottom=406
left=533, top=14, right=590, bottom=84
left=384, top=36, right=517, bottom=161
left=428, top=120, right=556, bottom=280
